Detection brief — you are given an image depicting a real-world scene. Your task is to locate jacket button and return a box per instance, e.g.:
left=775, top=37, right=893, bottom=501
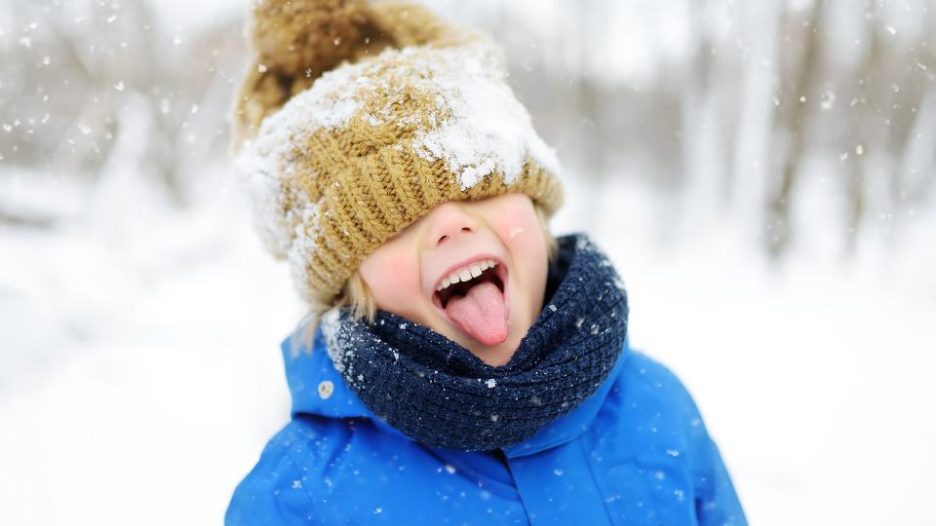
left=318, top=380, right=334, bottom=400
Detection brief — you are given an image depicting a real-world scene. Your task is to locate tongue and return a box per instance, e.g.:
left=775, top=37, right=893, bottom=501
left=444, top=281, right=509, bottom=346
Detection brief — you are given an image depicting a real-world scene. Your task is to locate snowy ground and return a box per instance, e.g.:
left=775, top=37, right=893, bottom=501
left=1, top=165, right=934, bottom=525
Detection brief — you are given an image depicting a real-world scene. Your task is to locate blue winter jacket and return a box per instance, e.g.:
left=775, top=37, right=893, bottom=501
left=226, top=330, right=746, bottom=525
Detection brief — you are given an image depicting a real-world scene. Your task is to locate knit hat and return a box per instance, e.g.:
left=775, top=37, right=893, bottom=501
left=232, top=0, right=564, bottom=312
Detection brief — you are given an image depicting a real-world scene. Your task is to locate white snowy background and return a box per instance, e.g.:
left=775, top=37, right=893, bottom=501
left=1, top=0, right=935, bottom=524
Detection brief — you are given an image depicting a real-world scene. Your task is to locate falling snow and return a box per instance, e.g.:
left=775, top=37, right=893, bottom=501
left=1, top=2, right=934, bottom=526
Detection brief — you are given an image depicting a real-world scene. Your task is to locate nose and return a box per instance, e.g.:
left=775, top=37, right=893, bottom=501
left=424, top=202, right=478, bottom=248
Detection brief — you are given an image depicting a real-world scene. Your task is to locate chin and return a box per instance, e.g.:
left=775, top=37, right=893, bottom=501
left=472, top=340, right=514, bottom=367
left=465, top=340, right=516, bottom=367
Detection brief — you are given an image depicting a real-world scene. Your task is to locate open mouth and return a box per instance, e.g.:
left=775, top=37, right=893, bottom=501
left=433, top=259, right=506, bottom=308
left=431, top=258, right=510, bottom=346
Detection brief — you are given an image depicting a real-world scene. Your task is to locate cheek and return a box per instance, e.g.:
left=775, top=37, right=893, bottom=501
left=493, top=211, right=547, bottom=262
left=508, top=223, right=545, bottom=254
left=488, top=214, right=548, bottom=305
left=359, top=251, right=422, bottom=311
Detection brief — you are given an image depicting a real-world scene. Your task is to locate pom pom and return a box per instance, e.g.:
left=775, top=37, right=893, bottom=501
left=250, top=0, right=370, bottom=77
left=232, top=0, right=473, bottom=147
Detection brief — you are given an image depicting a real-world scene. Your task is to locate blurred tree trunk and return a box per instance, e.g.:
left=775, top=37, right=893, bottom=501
left=842, top=12, right=877, bottom=254
left=767, top=0, right=825, bottom=256
left=575, top=0, right=607, bottom=182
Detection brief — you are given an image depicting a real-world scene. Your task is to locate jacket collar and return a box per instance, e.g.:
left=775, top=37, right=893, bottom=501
left=281, top=328, right=631, bottom=458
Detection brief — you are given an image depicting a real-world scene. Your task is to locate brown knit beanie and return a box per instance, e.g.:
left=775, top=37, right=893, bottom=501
left=232, top=0, right=564, bottom=313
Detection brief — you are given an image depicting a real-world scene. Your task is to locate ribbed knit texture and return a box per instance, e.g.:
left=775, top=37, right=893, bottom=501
left=232, top=0, right=564, bottom=310
left=321, top=234, right=628, bottom=451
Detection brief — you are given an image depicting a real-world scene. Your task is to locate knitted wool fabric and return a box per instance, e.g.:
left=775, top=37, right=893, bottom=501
left=320, top=234, right=628, bottom=451
left=232, top=0, right=564, bottom=310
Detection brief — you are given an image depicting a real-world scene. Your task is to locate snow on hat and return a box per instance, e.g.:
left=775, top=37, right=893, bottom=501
left=232, top=0, right=564, bottom=312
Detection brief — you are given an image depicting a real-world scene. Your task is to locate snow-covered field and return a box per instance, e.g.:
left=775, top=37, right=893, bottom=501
left=1, top=164, right=934, bottom=525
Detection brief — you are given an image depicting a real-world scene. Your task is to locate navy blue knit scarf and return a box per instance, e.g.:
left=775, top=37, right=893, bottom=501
left=322, top=234, right=628, bottom=451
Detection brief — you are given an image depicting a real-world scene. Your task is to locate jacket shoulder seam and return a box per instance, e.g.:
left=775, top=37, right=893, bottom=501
left=277, top=442, right=325, bottom=524
left=577, top=435, right=618, bottom=523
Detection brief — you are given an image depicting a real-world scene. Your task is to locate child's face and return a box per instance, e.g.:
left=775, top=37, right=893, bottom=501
left=358, top=193, right=549, bottom=366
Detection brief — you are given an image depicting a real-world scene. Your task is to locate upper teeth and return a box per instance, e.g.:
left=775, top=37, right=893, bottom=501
left=436, top=259, right=498, bottom=292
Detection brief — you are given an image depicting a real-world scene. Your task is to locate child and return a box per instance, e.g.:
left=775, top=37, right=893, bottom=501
left=227, top=1, right=747, bottom=524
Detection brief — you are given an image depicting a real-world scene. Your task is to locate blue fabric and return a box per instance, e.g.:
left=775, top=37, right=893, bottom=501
left=323, top=234, right=629, bottom=451
left=226, top=333, right=747, bottom=525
